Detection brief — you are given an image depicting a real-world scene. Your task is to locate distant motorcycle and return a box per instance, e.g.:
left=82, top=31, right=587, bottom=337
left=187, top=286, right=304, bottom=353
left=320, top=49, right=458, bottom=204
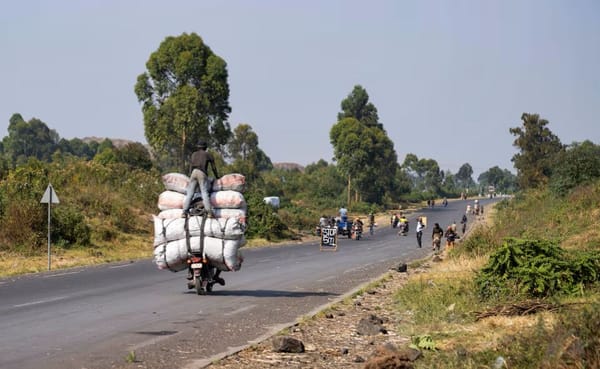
left=398, top=221, right=409, bottom=237
left=352, top=222, right=363, bottom=240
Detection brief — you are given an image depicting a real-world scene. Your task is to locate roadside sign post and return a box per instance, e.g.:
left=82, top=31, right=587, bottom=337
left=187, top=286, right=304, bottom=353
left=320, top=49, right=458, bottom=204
left=319, top=226, right=338, bottom=251
left=40, top=184, right=60, bottom=270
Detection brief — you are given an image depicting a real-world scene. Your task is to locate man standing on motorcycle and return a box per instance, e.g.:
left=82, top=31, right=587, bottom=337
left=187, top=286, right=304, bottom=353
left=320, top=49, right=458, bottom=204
left=182, top=140, right=219, bottom=218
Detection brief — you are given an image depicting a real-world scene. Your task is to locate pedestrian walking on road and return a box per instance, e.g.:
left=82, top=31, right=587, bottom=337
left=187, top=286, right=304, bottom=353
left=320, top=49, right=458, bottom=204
left=416, top=217, right=426, bottom=248
left=431, top=223, right=444, bottom=252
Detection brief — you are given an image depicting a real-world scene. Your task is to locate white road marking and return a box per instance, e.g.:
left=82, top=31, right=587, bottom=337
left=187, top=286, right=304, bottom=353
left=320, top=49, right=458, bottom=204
left=43, top=271, right=80, bottom=278
left=109, top=263, right=134, bottom=269
left=224, top=305, right=256, bottom=316
left=14, top=295, right=69, bottom=308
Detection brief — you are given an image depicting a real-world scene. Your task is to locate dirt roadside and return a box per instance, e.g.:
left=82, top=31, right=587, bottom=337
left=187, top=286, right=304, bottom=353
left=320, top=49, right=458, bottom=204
left=199, top=211, right=489, bottom=369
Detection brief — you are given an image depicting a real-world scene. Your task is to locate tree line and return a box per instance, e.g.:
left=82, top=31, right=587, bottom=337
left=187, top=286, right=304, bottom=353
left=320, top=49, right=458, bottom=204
left=13, top=31, right=591, bottom=253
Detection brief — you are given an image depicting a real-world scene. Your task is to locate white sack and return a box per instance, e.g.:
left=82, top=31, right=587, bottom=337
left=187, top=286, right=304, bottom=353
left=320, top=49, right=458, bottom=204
left=158, top=190, right=246, bottom=211
left=162, top=172, right=190, bottom=194
left=162, top=173, right=245, bottom=194
left=210, top=190, right=246, bottom=209
left=153, top=215, right=245, bottom=246
left=153, top=236, right=245, bottom=272
left=157, top=190, right=185, bottom=211
left=212, top=208, right=247, bottom=224
left=212, top=173, right=245, bottom=192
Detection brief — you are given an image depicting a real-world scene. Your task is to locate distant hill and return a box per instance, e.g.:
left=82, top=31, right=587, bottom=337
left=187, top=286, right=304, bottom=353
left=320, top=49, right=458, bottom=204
left=273, top=162, right=305, bottom=172
left=81, top=136, right=141, bottom=149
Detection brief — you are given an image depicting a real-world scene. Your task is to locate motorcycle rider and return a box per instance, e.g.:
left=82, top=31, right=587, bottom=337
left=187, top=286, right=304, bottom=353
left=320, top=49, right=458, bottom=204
left=368, top=212, right=375, bottom=235
left=398, top=213, right=409, bottom=235
left=353, top=217, right=364, bottom=239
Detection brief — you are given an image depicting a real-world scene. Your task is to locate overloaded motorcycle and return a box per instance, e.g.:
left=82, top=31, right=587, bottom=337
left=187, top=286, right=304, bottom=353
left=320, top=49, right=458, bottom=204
left=184, top=202, right=225, bottom=295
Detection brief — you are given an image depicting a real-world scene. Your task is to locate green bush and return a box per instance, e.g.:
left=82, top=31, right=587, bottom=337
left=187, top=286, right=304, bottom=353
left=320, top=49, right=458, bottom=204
left=476, top=238, right=600, bottom=300
left=245, top=193, right=289, bottom=240
left=53, top=205, right=91, bottom=247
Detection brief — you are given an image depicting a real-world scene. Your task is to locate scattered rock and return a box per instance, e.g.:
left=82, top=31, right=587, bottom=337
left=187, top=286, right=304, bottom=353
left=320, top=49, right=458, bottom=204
left=325, top=313, right=334, bottom=319
left=272, top=336, right=305, bottom=353
left=341, top=347, right=349, bottom=355
left=364, top=343, right=420, bottom=369
left=395, top=263, right=408, bottom=273
left=353, top=355, right=366, bottom=363
left=432, top=255, right=443, bottom=262
left=356, top=314, right=387, bottom=336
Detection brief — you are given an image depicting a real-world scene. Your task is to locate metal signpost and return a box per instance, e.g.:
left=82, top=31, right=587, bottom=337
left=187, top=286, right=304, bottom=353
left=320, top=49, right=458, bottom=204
left=40, top=184, right=60, bottom=270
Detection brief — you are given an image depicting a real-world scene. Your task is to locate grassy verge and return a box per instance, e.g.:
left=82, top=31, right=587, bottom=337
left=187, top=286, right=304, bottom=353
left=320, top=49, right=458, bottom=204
left=391, top=185, right=600, bottom=368
left=0, top=234, right=150, bottom=277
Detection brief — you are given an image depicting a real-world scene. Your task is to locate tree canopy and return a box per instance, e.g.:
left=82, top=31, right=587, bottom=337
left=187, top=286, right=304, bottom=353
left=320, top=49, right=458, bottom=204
left=2, top=113, right=59, bottom=165
left=549, top=140, right=600, bottom=195
left=510, top=113, right=563, bottom=189
left=227, top=124, right=272, bottom=181
left=337, top=85, right=381, bottom=128
left=135, top=32, right=232, bottom=171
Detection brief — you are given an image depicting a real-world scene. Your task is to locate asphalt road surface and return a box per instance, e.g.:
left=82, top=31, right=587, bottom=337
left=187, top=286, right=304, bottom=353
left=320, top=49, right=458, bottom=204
left=0, top=198, right=497, bottom=369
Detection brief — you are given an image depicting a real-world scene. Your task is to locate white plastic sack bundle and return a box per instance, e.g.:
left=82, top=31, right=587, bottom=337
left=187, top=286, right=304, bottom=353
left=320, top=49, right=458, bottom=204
left=158, top=190, right=185, bottom=211
left=210, top=190, right=246, bottom=209
left=212, top=208, right=247, bottom=223
left=153, top=236, right=245, bottom=272
left=212, top=173, right=245, bottom=192
left=158, top=190, right=246, bottom=211
left=162, top=172, right=190, bottom=194
left=153, top=215, right=245, bottom=246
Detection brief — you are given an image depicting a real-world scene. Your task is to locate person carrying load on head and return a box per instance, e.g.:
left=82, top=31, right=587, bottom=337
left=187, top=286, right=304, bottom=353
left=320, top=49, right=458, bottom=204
left=182, top=140, right=219, bottom=218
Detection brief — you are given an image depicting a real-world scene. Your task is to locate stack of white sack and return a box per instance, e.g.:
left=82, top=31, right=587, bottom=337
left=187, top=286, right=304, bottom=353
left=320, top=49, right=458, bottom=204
left=153, top=172, right=247, bottom=272
left=157, top=173, right=247, bottom=223
left=153, top=235, right=246, bottom=272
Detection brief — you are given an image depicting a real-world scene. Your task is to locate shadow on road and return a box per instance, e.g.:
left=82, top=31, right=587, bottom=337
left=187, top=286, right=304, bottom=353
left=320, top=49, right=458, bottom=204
left=189, top=289, right=339, bottom=298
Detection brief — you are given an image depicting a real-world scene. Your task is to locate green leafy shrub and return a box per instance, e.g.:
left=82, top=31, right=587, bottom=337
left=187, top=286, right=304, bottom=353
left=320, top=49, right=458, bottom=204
left=53, top=205, right=91, bottom=247
left=476, top=238, right=600, bottom=300
left=245, top=193, right=289, bottom=240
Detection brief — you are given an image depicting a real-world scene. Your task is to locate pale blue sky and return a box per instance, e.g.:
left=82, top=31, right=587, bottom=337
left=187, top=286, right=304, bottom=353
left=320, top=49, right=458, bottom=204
left=1, top=0, right=599, bottom=178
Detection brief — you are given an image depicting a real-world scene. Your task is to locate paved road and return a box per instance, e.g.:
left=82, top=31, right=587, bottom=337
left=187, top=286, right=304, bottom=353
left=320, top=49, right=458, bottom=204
left=0, top=198, right=496, bottom=369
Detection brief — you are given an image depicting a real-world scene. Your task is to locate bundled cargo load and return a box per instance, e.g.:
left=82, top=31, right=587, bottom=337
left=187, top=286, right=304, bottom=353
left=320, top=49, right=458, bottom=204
left=161, top=172, right=245, bottom=194
left=153, top=215, right=245, bottom=245
left=157, top=190, right=246, bottom=211
left=154, top=236, right=246, bottom=272
left=156, top=207, right=248, bottom=224
left=152, top=172, right=248, bottom=278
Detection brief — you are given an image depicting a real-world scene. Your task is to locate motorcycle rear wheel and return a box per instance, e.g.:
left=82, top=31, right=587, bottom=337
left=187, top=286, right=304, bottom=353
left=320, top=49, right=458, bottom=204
left=195, top=278, right=206, bottom=295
